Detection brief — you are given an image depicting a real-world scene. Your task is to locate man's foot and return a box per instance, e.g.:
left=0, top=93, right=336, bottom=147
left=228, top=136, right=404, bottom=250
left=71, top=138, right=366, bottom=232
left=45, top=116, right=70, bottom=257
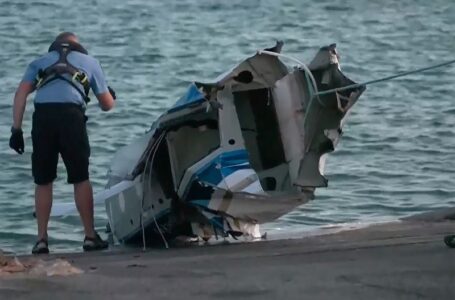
left=83, top=232, right=109, bottom=251
left=444, top=235, right=455, bottom=248
left=32, top=239, right=49, bottom=254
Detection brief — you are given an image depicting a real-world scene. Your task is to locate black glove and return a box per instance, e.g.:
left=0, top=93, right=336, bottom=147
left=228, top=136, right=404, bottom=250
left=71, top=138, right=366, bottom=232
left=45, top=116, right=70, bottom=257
left=108, top=86, right=116, bottom=100
left=9, top=127, right=24, bottom=154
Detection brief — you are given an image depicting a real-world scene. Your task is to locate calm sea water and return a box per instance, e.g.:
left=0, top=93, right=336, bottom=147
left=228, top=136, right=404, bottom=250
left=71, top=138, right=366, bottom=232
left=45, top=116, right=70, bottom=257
left=0, top=0, right=454, bottom=254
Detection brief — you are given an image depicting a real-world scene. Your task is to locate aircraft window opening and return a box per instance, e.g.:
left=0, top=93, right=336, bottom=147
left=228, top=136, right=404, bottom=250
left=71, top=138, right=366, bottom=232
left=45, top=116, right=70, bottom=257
left=233, top=88, right=286, bottom=172
left=166, top=120, right=221, bottom=187
left=261, top=177, right=277, bottom=191
left=150, top=137, right=175, bottom=199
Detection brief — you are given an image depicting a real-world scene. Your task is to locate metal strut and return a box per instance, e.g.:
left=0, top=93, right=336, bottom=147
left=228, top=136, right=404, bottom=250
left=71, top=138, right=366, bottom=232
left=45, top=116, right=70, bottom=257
left=258, top=50, right=325, bottom=106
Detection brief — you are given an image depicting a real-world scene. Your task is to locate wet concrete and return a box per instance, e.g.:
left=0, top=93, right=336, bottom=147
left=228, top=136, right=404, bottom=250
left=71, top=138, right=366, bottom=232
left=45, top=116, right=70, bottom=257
left=0, top=208, right=454, bottom=300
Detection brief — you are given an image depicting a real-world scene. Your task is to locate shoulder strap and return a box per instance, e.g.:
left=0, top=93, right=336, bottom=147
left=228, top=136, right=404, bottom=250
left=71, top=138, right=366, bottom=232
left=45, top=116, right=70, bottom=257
left=35, top=42, right=91, bottom=103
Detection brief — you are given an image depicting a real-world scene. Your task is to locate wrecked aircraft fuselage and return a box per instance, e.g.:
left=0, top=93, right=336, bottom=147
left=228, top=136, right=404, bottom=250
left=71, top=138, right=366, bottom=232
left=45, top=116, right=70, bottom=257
left=103, top=42, right=365, bottom=245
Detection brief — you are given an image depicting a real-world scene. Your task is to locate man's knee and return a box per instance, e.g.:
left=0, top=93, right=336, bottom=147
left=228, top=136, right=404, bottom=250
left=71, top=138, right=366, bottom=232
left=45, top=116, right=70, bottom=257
left=67, top=168, right=89, bottom=184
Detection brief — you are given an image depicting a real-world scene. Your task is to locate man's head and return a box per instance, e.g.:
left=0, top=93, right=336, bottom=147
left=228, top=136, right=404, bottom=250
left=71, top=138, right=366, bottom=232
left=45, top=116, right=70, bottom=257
left=54, top=32, right=79, bottom=44
left=48, top=32, right=87, bottom=54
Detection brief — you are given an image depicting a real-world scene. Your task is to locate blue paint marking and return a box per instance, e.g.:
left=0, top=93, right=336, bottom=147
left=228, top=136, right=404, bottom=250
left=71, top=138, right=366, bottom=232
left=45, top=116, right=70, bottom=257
left=167, top=83, right=206, bottom=113
left=196, top=160, right=223, bottom=186
left=212, top=216, right=225, bottom=229
left=181, top=149, right=252, bottom=206
left=196, top=149, right=251, bottom=184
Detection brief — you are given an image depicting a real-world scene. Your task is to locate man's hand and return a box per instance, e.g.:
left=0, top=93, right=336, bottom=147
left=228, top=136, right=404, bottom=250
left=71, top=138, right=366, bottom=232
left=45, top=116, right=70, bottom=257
left=9, top=127, right=24, bottom=154
left=108, top=86, right=116, bottom=100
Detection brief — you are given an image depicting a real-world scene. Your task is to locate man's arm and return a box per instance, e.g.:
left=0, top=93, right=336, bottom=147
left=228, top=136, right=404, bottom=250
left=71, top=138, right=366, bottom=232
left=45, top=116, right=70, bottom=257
left=96, top=91, right=115, bottom=111
left=10, top=81, right=34, bottom=154
left=12, top=81, right=35, bottom=129
left=90, top=59, right=115, bottom=111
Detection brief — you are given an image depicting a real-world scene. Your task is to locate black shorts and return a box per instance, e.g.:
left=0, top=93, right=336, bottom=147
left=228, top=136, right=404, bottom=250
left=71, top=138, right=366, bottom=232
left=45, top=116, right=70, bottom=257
left=32, top=103, right=90, bottom=185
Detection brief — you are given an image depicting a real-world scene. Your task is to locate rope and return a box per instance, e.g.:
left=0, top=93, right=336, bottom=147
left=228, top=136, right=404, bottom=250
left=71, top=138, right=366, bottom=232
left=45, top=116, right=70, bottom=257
left=140, top=130, right=169, bottom=250
left=147, top=131, right=169, bottom=249
left=140, top=135, right=159, bottom=250
left=314, top=59, right=455, bottom=97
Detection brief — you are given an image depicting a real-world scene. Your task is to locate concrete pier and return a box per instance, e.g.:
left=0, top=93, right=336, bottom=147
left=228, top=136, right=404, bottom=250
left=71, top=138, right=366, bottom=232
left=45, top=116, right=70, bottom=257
left=1, top=208, right=454, bottom=300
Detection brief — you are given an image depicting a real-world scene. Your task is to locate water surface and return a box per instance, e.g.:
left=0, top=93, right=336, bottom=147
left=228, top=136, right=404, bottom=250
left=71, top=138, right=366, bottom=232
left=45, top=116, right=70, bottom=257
left=0, top=0, right=454, bottom=254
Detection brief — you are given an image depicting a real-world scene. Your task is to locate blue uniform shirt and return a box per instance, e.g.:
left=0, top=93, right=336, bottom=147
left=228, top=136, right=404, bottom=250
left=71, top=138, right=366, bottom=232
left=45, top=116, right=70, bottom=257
left=22, top=51, right=109, bottom=105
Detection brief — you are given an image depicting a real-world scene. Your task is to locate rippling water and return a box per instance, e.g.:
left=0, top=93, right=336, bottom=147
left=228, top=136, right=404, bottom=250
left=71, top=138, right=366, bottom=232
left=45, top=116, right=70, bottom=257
left=0, top=0, right=454, bottom=254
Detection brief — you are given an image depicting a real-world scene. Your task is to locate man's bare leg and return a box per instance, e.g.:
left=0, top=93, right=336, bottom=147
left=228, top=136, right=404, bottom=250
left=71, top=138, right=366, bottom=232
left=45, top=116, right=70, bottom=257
left=74, top=179, right=96, bottom=238
left=35, top=183, right=53, bottom=240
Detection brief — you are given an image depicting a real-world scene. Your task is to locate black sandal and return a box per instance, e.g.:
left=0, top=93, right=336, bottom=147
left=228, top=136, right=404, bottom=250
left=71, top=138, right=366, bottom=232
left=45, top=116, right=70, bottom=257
left=32, top=239, right=49, bottom=254
left=444, top=235, right=455, bottom=248
left=83, top=232, right=108, bottom=251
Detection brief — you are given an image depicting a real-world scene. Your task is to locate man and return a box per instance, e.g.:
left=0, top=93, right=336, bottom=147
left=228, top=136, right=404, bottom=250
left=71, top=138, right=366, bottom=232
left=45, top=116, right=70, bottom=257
left=9, top=32, right=116, bottom=254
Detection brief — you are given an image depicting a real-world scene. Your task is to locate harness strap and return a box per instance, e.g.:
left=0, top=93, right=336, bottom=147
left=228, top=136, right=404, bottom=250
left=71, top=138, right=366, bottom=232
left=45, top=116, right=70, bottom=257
left=35, top=42, right=91, bottom=103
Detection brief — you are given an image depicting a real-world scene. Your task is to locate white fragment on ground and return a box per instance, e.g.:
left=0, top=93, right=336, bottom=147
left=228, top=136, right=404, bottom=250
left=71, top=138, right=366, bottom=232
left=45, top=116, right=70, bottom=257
left=29, top=259, right=84, bottom=276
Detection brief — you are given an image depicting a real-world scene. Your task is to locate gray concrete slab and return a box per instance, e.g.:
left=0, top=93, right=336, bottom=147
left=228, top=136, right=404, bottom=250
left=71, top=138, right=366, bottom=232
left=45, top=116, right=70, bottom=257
left=0, top=212, right=454, bottom=300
